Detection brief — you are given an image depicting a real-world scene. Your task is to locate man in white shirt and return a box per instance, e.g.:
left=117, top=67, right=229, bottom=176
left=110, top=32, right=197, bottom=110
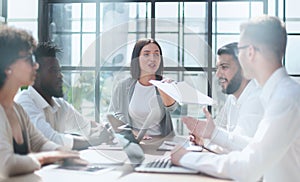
left=183, top=42, right=263, bottom=152
left=15, top=42, right=114, bottom=150
left=171, top=15, right=300, bottom=182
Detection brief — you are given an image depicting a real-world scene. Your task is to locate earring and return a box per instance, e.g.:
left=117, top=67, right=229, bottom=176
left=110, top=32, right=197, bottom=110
left=7, top=69, right=12, bottom=74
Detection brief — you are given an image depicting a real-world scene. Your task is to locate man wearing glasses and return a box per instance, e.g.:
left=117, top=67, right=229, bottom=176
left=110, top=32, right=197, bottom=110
left=182, top=42, right=263, bottom=153
left=171, top=15, right=300, bottom=182
left=15, top=42, right=114, bottom=150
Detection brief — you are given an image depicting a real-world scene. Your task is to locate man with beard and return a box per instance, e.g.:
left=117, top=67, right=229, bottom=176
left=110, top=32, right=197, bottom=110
left=15, top=42, right=114, bottom=150
left=182, top=42, right=263, bottom=152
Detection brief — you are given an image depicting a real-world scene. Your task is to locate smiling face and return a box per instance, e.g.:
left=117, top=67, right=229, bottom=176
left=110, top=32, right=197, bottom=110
left=216, top=54, right=243, bottom=94
left=138, top=43, right=161, bottom=77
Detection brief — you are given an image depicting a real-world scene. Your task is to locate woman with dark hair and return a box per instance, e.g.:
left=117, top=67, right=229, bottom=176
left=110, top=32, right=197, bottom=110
left=109, top=38, right=177, bottom=139
left=0, top=25, right=80, bottom=177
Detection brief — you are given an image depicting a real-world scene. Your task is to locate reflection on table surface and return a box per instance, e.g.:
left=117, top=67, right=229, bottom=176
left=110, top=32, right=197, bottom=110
left=1, top=135, right=231, bottom=182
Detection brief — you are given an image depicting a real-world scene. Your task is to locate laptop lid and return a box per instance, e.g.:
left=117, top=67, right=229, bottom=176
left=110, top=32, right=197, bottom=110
left=106, top=114, right=145, bottom=164
left=106, top=114, right=198, bottom=174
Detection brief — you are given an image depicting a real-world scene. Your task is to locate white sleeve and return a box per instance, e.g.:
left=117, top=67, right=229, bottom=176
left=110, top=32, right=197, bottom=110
left=16, top=96, right=74, bottom=149
left=59, top=99, right=91, bottom=137
left=210, top=127, right=251, bottom=151
left=179, top=101, right=300, bottom=182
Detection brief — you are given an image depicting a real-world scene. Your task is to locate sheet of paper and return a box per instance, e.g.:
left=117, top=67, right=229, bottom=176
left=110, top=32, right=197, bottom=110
left=149, top=80, right=214, bottom=105
left=157, top=141, right=203, bottom=152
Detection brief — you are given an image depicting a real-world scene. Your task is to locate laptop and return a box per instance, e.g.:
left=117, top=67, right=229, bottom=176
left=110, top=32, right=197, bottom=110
left=106, top=114, right=199, bottom=174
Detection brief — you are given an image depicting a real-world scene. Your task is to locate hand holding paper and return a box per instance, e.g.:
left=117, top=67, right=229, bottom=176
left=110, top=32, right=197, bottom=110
left=149, top=80, right=214, bottom=105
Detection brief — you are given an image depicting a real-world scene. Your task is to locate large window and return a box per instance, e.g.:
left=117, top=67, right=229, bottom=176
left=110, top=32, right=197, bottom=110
left=6, top=0, right=300, bottom=134
left=7, top=0, right=38, bottom=40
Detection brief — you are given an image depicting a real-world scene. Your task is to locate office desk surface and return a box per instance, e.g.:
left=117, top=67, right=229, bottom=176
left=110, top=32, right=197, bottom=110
left=1, top=135, right=231, bottom=182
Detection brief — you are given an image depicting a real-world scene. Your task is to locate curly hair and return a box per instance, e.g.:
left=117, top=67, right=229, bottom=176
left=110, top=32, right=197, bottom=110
left=0, top=25, right=36, bottom=88
left=34, top=41, right=62, bottom=65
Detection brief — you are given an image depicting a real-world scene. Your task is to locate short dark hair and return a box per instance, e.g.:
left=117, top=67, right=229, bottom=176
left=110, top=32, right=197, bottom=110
left=217, top=42, right=239, bottom=62
left=240, top=15, right=287, bottom=61
left=34, top=41, right=62, bottom=65
left=0, top=25, right=36, bottom=88
left=130, top=38, right=164, bottom=80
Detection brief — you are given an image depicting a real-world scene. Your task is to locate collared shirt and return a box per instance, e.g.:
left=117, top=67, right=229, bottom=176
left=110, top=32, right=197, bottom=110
left=15, top=86, right=92, bottom=149
left=211, top=80, right=263, bottom=152
left=179, top=68, right=300, bottom=182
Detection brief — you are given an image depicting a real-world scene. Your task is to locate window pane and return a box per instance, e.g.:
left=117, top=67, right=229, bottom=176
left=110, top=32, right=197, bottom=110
left=8, top=0, right=38, bottom=18
left=100, top=3, right=130, bottom=32
left=285, top=36, right=300, bottom=74
left=286, top=0, right=300, bottom=18
left=251, top=2, right=264, bottom=17
left=128, top=2, right=148, bottom=18
left=82, top=34, right=96, bottom=66
left=7, top=21, right=38, bottom=40
left=53, top=34, right=78, bottom=66
left=184, top=2, right=207, bottom=34
left=156, top=2, right=178, bottom=18
left=82, top=3, right=96, bottom=32
left=155, top=34, right=179, bottom=67
left=51, top=4, right=78, bottom=33
left=216, top=20, right=244, bottom=33
left=128, top=3, right=150, bottom=32
left=216, top=2, right=250, bottom=18
left=286, top=20, right=300, bottom=32
left=7, top=0, right=38, bottom=40
left=99, top=24, right=131, bottom=67
left=128, top=19, right=151, bottom=34
left=155, top=2, right=179, bottom=32
left=63, top=70, right=95, bottom=121
left=155, top=19, right=179, bottom=33
left=98, top=71, right=116, bottom=115
left=184, top=34, right=208, bottom=67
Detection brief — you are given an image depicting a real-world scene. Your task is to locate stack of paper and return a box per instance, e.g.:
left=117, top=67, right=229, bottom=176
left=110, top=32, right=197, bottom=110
left=149, top=80, right=214, bottom=105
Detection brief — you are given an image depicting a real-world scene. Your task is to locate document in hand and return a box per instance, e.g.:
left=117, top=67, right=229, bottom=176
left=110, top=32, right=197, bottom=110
left=149, top=80, right=214, bottom=105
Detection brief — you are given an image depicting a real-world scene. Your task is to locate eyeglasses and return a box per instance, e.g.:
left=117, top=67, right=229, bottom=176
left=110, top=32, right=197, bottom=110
left=14, top=54, right=37, bottom=66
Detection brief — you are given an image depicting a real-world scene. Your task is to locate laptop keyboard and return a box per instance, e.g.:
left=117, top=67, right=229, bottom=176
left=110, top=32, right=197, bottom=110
left=135, top=156, right=199, bottom=174
left=145, top=158, right=172, bottom=168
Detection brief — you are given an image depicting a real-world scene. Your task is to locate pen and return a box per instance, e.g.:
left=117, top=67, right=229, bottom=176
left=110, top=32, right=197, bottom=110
left=163, top=141, right=177, bottom=146
left=201, top=145, right=218, bottom=154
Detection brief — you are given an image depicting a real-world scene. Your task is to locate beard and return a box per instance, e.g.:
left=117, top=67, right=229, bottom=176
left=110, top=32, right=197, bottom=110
left=41, top=83, right=64, bottom=98
left=51, top=87, right=64, bottom=98
left=222, top=69, right=243, bottom=95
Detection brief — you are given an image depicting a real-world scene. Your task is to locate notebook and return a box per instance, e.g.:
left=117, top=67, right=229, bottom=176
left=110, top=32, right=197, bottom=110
left=106, top=114, right=199, bottom=174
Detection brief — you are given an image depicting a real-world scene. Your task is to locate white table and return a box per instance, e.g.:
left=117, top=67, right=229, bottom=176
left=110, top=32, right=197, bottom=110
left=1, top=135, right=231, bottom=182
